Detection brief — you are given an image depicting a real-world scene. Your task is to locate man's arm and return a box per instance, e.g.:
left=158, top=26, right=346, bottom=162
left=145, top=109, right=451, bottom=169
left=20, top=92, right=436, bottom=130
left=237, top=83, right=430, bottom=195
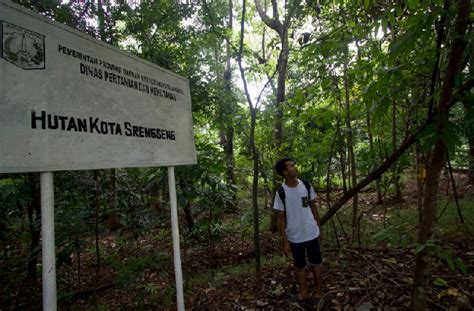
left=310, top=200, right=323, bottom=240
left=277, top=211, right=290, bottom=256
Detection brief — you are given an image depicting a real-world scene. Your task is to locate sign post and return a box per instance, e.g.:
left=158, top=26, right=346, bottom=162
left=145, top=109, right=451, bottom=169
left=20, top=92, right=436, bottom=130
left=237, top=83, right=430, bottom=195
left=40, top=172, right=57, bottom=311
left=168, top=167, right=184, bottom=311
left=0, top=0, right=197, bottom=309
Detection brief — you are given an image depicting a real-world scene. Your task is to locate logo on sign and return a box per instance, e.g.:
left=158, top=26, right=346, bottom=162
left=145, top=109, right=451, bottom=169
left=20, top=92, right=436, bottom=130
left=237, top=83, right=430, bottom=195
left=1, top=21, right=45, bottom=70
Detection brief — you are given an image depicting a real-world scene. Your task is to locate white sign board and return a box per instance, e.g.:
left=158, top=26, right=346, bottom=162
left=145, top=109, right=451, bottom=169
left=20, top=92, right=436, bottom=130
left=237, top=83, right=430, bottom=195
left=0, top=0, right=197, bottom=173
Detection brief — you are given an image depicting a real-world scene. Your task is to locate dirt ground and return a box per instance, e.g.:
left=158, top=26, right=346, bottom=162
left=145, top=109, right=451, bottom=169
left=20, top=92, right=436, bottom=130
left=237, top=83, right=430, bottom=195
left=2, top=173, right=473, bottom=310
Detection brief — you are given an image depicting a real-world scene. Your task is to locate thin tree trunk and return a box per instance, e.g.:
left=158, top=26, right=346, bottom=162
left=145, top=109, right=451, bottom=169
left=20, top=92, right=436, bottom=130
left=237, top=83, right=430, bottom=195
left=465, top=42, right=474, bottom=184
left=76, top=236, right=81, bottom=291
left=446, top=151, right=464, bottom=224
left=107, top=169, right=119, bottom=230
left=415, top=143, right=425, bottom=224
left=250, top=109, right=260, bottom=274
left=183, top=200, right=194, bottom=230
left=392, top=100, right=402, bottom=201
left=326, top=121, right=339, bottom=204
left=343, top=58, right=358, bottom=245
left=330, top=218, right=340, bottom=249
left=254, top=0, right=293, bottom=233
left=319, top=78, right=474, bottom=226
left=367, top=108, right=383, bottom=205
left=463, top=85, right=474, bottom=185
left=224, top=0, right=236, bottom=209
left=338, top=127, right=348, bottom=194
left=467, top=129, right=474, bottom=185
left=1, top=224, right=7, bottom=267
left=333, top=77, right=348, bottom=194
left=97, top=0, right=106, bottom=42
left=411, top=1, right=471, bottom=309
left=240, top=0, right=260, bottom=275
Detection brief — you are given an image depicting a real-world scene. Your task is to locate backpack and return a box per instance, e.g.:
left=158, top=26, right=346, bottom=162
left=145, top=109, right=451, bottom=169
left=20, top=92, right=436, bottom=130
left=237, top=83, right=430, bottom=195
left=277, top=179, right=312, bottom=212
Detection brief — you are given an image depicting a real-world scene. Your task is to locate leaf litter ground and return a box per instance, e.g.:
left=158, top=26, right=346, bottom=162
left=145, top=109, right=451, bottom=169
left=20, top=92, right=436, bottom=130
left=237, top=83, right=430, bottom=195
left=1, top=173, right=473, bottom=310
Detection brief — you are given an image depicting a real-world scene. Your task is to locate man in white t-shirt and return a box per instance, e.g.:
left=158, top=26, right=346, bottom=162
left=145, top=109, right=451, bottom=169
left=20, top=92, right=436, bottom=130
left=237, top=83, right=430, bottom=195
left=273, top=157, right=323, bottom=302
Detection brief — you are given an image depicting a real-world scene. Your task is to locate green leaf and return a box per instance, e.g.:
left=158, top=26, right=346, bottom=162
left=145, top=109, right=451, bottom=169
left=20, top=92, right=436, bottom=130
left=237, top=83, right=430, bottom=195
left=454, top=74, right=462, bottom=87
left=433, top=278, right=448, bottom=287
left=364, top=0, right=371, bottom=9
left=418, top=123, right=437, bottom=151
left=382, top=18, right=388, bottom=34
left=455, top=258, right=468, bottom=275
left=387, top=11, right=396, bottom=27
left=446, top=257, right=455, bottom=271
left=407, top=0, right=419, bottom=9
left=390, top=30, right=417, bottom=56
left=441, top=121, right=462, bottom=154
left=413, top=243, right=426, bottom=255
left=395, top=5, right=403, bottom=16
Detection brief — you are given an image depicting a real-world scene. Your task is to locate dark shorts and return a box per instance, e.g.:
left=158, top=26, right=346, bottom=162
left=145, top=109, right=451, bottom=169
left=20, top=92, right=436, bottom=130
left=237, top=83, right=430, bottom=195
left=289, top=237, right=322, bottom=269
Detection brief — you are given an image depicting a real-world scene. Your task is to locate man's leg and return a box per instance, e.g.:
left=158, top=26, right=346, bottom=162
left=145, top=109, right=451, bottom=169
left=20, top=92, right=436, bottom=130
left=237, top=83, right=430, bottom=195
left=295, top=268, right=310, bottom=300
left=310, top=265, right=322, bottom=298
left=289, top=242, right=310, bottom=300
left=306, top=238, right=323, bottom=298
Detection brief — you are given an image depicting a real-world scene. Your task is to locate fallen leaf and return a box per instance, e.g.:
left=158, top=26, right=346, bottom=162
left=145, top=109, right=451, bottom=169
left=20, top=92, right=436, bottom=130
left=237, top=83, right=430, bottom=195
left=256, top=299, right=268, bottom=308
left=382, top=258, right=397, bottom=265
left=356, top=301, right=374, bottom=311
left=433, top=278, right=448, bottom=287
left=437, top=287, right=461, bottom=299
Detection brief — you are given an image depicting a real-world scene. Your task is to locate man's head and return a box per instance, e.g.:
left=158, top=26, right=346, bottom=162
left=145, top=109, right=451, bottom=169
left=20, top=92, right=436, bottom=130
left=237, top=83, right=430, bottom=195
left=275, top=157, right=298, bottom=179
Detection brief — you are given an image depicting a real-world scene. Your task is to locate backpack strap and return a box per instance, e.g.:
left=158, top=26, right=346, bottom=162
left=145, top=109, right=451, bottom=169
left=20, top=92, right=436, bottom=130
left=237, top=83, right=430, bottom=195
left=277, top=186, right=286, bottom=229
left=302, top=179, right=311, bottom=202
left=277, top=186, right=286, bottom=211
left=278, top=180, right=311, bottom=211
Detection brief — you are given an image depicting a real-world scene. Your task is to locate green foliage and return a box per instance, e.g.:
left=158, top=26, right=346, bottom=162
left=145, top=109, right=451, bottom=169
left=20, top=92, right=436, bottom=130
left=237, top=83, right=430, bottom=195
left=372, top=223, right=414, bottom=249
left=2, top=0, right=473, bottom=307
left=435, top=248, right=468, bottom=275
left=112, top=253, right=169, bottom=286
left=186, top=254, right=287, bottom=291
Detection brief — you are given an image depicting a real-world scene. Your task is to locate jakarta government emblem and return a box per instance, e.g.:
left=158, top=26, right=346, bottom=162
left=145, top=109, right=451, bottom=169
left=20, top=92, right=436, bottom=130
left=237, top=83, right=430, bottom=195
left=1, top=21, right=45, bottom=70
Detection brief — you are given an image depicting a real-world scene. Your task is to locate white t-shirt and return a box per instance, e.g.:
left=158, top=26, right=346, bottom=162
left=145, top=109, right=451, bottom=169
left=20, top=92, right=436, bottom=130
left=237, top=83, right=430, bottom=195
left=273, top=179, right=320, bottom=243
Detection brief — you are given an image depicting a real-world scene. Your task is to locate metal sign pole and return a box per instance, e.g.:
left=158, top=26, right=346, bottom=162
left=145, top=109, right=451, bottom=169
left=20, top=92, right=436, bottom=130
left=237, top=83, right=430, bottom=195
left=40, top=172, right=57, bottom=311
left=167, top=166, right=185, bottom=311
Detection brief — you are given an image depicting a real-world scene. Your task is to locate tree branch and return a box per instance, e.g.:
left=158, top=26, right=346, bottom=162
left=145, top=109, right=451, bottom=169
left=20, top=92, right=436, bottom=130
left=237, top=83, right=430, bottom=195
left=320, top=78, right=474, bottom=225
left=254, top=0, right=282, bottom=35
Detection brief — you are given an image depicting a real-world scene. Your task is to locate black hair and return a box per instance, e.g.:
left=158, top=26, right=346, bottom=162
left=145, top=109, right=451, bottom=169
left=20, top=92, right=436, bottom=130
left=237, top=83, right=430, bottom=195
left=274, top=157, right=294, bottom=177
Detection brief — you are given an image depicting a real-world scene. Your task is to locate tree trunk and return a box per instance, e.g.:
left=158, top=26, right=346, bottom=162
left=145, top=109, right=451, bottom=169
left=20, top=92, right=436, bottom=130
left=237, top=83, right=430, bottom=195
left=411, top=1, right=471, bottom=309
left=97, top=0, right=106, bottom=42
left=319, top=77, right=473, bottom=226
left=415, top=143, right=425, bottom=224
left=343, top=59, right=358, bottom=245
left=326, top=121, right=339, bottom=204
left=463, top=41, right=474, bottom=185
left=254, top=0, right=293, bottom=233
left=240, top=0, right=261, bottom=275
left=465, top=41, right=474, bottom=184
left=367, top=108, right=383, bottom=205
left=183, top=200, right=194, bottom=230
left=250, top=108, right=261, bottom=274
left=446, top=152, right=464, bottom=224
left=224, top=0, right=237, bottom=208
left=392, top=100, right=402, bottom=201
left=467, top=130, right=474, bottom=184
left=333, top=77, right=348, bottom=194
left=107, top=169, right=119, bottom=230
